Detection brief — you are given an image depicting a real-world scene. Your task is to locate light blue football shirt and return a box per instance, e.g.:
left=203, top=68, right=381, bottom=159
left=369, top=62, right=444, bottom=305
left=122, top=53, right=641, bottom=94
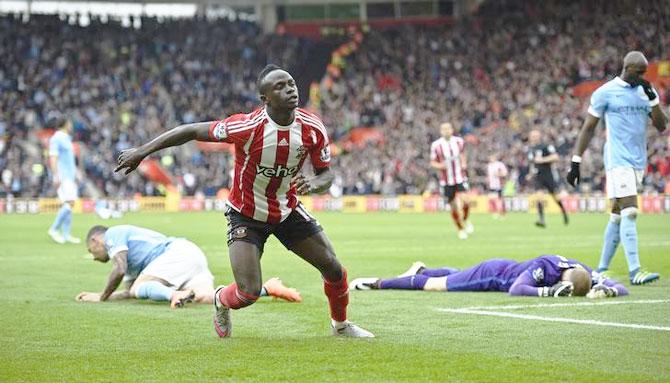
left=588, top=76, right=657, bottom=170
left=104, top=225, right=174, bottom=279
left=48, top=130, right=77, bottom=182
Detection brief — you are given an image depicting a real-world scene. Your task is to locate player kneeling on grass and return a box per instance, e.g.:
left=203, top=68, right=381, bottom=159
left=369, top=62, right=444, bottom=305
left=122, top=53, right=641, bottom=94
left=350, top=255, right=628, bottom=298
left=77, top=225, right=302, bottom=308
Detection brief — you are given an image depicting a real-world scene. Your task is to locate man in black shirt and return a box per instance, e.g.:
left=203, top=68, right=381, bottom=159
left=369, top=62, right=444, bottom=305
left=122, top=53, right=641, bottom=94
left=527, top=130, right=569, bottom=227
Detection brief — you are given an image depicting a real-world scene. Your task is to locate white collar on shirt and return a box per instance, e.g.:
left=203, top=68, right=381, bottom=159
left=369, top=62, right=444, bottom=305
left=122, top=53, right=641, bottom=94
left=263, top=107, right=296, bottom=130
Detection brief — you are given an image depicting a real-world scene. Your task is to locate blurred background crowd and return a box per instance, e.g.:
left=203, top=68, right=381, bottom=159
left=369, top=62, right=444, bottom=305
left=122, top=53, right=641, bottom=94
left=1, top=0, right=669, bottom=199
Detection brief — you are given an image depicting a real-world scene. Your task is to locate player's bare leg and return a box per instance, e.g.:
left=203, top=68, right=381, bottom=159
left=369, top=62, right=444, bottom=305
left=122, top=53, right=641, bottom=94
left=291, top=231, right=374, bottom=337
left=534, top=190, right=546, bottom=227
left=128, top=275, right=193, bottom=309
left=497, top=191, right=506, bottom=218
left=460, top=193, right=473, bottom=234
left=549, top=192, right=569, bottom=225
left=449, top=197, right=467, bottom=239
left=213, top=241, right=263, bottom=338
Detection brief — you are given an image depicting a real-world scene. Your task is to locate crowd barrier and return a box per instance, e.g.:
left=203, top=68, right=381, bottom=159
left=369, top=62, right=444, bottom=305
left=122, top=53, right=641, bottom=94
left=2, top=194, right=670, bottom=214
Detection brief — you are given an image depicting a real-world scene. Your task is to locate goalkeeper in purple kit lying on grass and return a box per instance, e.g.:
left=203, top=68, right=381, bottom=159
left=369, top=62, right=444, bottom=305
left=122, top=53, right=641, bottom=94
left=350, top=255, right=628, bottom=298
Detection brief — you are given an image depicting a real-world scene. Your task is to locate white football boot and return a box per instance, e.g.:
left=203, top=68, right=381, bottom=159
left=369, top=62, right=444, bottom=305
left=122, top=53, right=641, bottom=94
left=348, top=278, right=380, bottom=291
left=332, top=321, right=375, bottom=338
left=212, top=285, right=232, bottom=338
left=397, top=261, right=426, bottom=278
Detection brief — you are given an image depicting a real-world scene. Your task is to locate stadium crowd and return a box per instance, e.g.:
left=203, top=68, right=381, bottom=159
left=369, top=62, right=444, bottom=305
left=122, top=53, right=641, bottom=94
left=0, top=13, right=323, bottom=197
left=317, top=0, right=670, bottom=195
left=1, top=0, right=669, bottom=199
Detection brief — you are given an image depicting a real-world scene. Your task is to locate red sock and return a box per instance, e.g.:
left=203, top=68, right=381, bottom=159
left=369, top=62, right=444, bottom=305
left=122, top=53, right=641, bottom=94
left=451, top=210, right=463, bottom=230
left=323, top=269, right=349, bottom=322
left=217, top=283, right=259, bottom=310
left=462, top=202, right=470, bottom=221
left=500, top=198, right=506, bottom=215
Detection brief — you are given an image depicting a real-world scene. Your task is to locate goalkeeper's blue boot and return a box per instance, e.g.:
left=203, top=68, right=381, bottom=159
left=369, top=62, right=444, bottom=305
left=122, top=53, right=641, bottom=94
left=629, top=270, right=660, bottom=285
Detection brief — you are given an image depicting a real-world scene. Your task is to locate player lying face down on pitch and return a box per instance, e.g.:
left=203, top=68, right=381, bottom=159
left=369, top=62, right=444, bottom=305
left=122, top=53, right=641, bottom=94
left=350, top=255, right=629, bottom=298
left=77, top=225, right=302, bottom=308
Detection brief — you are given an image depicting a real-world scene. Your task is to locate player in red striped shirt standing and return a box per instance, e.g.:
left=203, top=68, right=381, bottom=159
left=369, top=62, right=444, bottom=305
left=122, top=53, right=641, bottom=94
left=430, top=122, right=473, bottom=239
left=115, top=65, right=373, bottom=338
left=486, top=153, right=508, bottom=219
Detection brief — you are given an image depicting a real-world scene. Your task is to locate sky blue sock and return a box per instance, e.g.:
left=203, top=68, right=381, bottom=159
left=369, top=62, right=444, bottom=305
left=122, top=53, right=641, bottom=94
left=61, top=207, right=72, bottom=238
left=620, top=208, right=640, bottom=275
left=136, top=281, right=174, bottom=301
left=50, top=204, right=69, bottom=231
left=597, top=215, right=620, bottom=272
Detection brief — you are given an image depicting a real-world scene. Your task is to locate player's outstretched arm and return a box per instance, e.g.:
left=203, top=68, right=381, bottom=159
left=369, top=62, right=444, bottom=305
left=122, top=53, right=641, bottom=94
left=100, top=251, right=129, bottom=301
left=508, top=273, right=543, bottom=296
left=509, top=272, right=573, bottom=297
left=567, top=114, right=600, bottom=187
left=115, top=121, right=215, bottom=175
left=76, top=290, right=131, bottom=302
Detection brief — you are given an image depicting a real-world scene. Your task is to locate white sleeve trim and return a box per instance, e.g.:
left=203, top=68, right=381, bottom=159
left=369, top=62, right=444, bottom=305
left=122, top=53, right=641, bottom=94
left=587, top=106, right=601, bottom=118
left=649, top=97, right=660, bottom=107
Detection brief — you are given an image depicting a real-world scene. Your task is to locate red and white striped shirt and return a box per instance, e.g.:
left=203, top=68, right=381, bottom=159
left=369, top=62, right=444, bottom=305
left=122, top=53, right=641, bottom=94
left=208, top=107, right=330, bottom=224
left=430, top=136, right=466, bottom=186
left=486, top=160, right=508, bottom=190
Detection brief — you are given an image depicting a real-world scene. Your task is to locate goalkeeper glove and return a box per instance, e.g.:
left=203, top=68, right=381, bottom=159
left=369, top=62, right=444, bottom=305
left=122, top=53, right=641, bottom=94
left=586, top=284, right=618, bottom=299
left=566, top=155, right=581, bottom=187
left=540, top=281, right=573, bottom=297
left=635, top=79, right=657, bottom=102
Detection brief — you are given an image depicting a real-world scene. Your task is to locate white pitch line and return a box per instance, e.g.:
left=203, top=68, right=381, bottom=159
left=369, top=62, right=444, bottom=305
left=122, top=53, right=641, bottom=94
left=454, top=299, right=670, bottom=311
left=439, top=308, right=670, bottom=332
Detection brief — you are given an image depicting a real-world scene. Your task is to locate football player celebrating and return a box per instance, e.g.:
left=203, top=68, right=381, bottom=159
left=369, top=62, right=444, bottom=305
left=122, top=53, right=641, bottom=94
left=350, top=255, right=628, bottom=299
left=115, top=65, right=373, bottom=338
left=77, top=225, right=302, bottom=308
left=430, top=122, right=473, bottom=239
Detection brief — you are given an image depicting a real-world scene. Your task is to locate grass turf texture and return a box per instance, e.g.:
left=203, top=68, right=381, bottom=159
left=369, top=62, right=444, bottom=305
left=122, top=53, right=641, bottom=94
left=1, top=211, right=669, bottom=382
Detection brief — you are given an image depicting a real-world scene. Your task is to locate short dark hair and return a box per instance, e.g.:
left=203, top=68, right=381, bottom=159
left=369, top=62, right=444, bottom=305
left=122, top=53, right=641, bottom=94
left=86, top=225, right=108, bottom=243
left=45, top=111, right=67, bottom=129
left=256, top=64, right=283, bottom=91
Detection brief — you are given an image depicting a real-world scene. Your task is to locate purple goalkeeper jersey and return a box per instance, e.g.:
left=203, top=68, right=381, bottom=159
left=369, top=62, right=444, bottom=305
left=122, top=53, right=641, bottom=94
left=446, top=255, right=592, bottom=292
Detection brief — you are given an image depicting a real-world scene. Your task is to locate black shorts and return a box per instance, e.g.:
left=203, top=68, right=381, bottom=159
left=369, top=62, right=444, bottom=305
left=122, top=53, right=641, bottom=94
left=535, top=173, right=557, bottom=193
left=441, top=182, right=469, bottom=203
left=490, top=189, right=503, bottom=198
left=225, top=203, right=323, bottom=254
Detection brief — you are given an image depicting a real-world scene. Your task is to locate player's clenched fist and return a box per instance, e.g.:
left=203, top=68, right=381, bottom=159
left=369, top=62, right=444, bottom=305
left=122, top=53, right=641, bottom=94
left=115, top=148, right=146, bottom=175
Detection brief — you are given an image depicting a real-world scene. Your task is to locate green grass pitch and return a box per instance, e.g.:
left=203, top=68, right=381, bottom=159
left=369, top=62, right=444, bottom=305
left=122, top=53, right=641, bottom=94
left=1, top=211, right=669, bottom=382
